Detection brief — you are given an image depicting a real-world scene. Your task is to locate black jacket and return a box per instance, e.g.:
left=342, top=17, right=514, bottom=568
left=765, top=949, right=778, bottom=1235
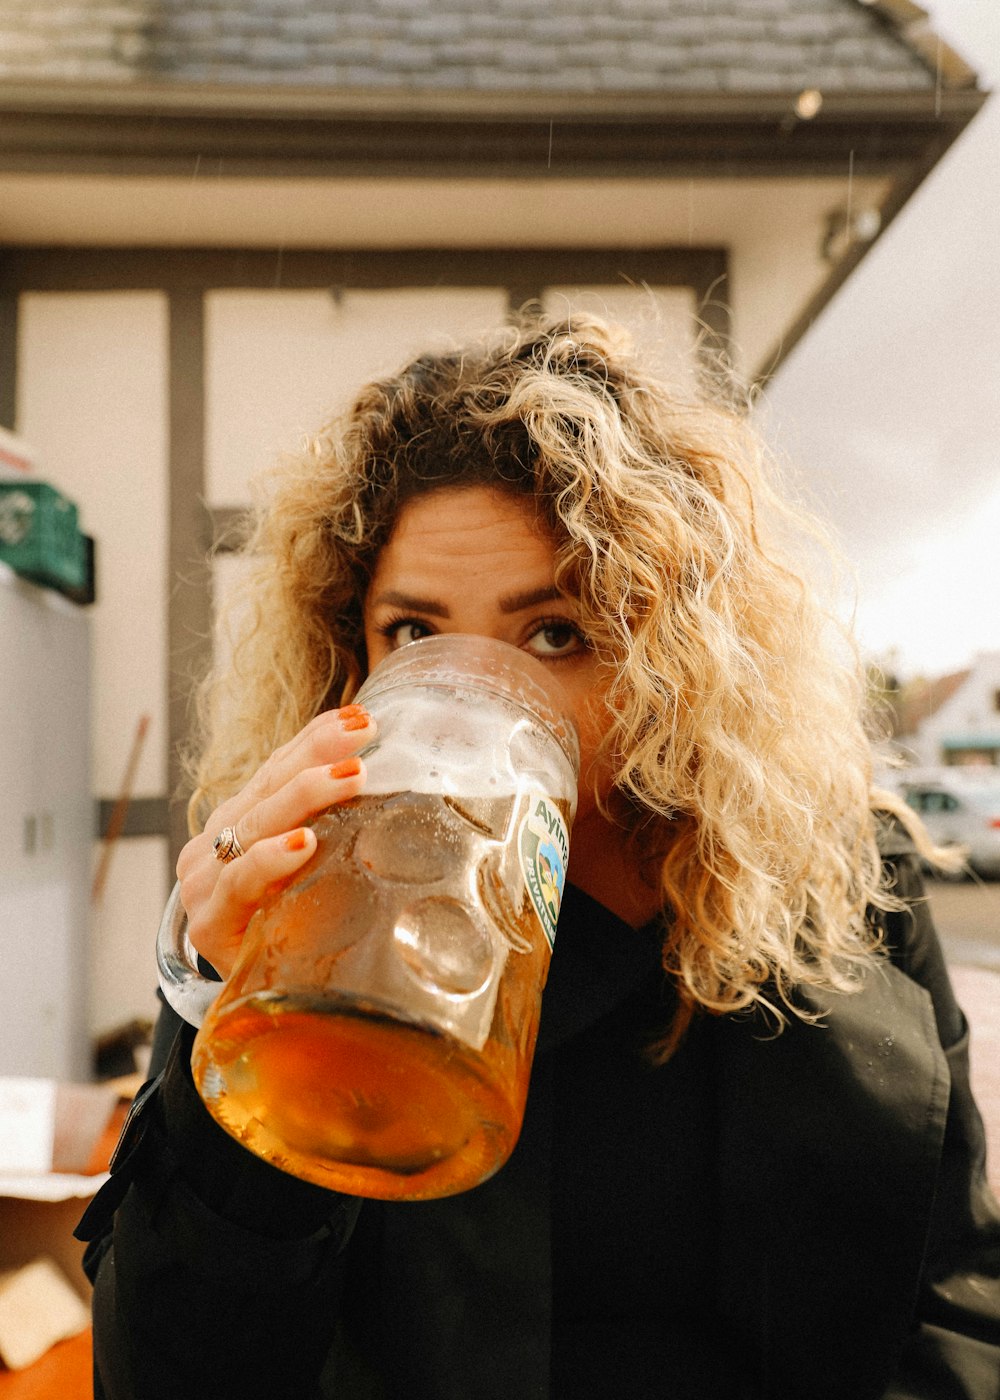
left=78, top=840, right=1000, bottom=1398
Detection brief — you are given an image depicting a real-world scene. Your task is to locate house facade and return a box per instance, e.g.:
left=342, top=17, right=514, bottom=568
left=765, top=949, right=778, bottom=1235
left=898, top=653, right=1000, bottom=768
left=0, top=0, right=985, bottom=1039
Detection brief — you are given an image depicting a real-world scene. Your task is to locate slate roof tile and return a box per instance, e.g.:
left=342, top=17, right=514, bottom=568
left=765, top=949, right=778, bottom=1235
left=0, top=0, right=971, bottom=97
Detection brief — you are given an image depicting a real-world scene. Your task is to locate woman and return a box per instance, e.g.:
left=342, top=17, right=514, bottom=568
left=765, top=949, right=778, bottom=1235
left=78, top=313, right=1000, bottom=1398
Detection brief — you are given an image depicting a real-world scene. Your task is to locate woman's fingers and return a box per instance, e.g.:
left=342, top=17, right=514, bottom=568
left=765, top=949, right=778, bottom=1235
left=175, top=704, right=375, bottom=977
left=175, top=706, right=374, bottom=882
left=186, top=826, right=321, bottom=979
left=221, top=706, right=375, bottom=827
left=234, top=756, right=365, bottom=850
left=188, top=756, right=367, bottom=974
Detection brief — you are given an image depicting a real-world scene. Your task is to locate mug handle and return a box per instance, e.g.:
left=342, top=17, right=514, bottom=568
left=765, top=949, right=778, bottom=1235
left=155, top=881, right=222, bottom=1028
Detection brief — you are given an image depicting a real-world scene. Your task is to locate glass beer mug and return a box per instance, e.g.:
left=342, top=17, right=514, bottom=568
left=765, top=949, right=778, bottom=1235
left=157, top=634, right=579, bottom=1200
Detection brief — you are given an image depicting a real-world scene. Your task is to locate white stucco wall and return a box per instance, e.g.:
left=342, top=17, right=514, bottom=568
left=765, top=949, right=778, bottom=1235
left=17, top=291, right=170, bottom=1039
left=204, top=287, right=510, bottom=504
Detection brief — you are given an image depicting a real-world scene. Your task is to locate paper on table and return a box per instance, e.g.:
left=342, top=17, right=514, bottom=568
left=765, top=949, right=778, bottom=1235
left=0, top=1079, right=56, bottom=1176
left=0, top=1257, right=91, bottom=1370
left=0, top=1171, right=110, bottom=1202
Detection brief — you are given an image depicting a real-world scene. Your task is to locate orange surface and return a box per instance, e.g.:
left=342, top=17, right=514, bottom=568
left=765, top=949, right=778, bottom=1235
left=0, top=1329, right=91, bottom=1399
left=85, top=1100, right=130, bottom=1176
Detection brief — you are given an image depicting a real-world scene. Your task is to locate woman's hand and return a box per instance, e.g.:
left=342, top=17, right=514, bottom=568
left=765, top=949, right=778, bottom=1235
left=175, top=705, right=374, bottom=978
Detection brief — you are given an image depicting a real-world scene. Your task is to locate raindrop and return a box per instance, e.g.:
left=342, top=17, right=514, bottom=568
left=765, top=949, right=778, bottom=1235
left=935, top=36, right=943, bottom=119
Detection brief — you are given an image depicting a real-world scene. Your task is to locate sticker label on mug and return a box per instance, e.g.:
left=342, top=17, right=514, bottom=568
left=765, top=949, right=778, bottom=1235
left=518, top=793, right=570, bottom=950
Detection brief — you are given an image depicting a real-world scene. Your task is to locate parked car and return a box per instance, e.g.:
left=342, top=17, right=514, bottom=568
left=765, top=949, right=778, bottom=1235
left=892, top=770, right=1000, bottom=878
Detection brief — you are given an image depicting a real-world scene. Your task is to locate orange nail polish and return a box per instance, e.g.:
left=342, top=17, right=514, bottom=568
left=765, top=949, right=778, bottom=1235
left=330, top=757, right=362, bottom=780
left=341, top=714, right=370, bottom=732
left=339, top=704, right=365, bottom=719
left=285, top=828, right=308, bottom=852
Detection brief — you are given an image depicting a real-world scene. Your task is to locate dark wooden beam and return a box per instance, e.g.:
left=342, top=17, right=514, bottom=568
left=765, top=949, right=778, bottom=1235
left=97, top=795, right=170, bottom=839
left=0, top=287, right=16, bottom=431
left=0, top=245, right=730, bottom=297
left=167, top=288, right=210, bottom=873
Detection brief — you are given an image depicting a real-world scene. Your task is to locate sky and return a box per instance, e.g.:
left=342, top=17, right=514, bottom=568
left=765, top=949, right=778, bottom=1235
left=762, top=0, right=1000, bottom=682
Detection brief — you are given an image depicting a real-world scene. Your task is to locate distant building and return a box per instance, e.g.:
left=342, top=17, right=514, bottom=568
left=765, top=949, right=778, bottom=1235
left=896, top=653, right=1000, bottom=767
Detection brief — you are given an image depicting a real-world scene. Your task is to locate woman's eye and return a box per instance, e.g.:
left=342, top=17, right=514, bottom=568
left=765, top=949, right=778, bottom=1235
left=384, top=620, right=433, bottom=649
left=524, top=622, right=584, bottom=658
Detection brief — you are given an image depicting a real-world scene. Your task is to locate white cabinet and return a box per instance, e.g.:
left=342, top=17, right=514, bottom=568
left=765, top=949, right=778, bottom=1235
left=0, top=566, right=91, bottom=1079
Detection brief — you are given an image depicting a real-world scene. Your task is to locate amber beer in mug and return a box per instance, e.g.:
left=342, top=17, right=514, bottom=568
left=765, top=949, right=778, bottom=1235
left=157, top=635, right=579, bottom=1199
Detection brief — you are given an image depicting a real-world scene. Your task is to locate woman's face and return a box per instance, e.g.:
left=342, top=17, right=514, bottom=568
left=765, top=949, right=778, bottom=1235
left=363, top=485, right=614, bottom=823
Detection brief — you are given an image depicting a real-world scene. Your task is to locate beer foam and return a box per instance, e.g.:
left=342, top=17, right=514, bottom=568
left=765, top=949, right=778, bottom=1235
left=361, top=688, right=574, bottom=801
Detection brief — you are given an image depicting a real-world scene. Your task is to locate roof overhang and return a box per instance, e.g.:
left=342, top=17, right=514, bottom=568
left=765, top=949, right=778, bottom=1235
left=0, top=81, right=985, bottom=179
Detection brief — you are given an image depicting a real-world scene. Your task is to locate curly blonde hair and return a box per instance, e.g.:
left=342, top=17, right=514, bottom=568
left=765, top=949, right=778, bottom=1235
left=188, top=311, right=913, bottom=1044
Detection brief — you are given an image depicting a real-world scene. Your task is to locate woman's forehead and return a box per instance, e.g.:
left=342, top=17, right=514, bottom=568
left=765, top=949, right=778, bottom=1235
left=381, top=485, right=555, bottom=558
left=365, top=486, right=573, bottom=615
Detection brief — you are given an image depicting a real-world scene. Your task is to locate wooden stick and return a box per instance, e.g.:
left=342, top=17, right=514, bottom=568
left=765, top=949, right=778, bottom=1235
left=91, top=713, right=151, bottom=904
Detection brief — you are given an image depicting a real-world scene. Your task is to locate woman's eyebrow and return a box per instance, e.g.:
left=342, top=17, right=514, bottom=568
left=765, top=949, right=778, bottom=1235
left=499, top=585, right=563, bottom=614
left=369, top=589, right=451, bottom=618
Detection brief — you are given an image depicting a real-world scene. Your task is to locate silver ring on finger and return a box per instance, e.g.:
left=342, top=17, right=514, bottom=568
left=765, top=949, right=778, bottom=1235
left=212, top=824, right=247, bottom=863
